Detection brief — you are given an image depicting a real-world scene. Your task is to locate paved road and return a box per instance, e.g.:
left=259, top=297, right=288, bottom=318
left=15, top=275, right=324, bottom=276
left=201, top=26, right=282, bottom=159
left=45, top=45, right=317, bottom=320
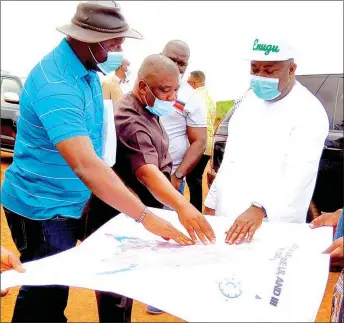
left=0, top=152, right=339, bottom=322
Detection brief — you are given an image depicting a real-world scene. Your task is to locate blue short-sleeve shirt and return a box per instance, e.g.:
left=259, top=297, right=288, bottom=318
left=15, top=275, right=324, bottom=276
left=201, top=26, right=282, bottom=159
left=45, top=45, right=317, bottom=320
left=1, top=38, right=104, bottom=220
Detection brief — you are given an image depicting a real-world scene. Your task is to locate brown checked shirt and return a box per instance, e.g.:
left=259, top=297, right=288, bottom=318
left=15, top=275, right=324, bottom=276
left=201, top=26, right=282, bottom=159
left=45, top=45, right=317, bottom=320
left=83, top=92, right=172, bottom=237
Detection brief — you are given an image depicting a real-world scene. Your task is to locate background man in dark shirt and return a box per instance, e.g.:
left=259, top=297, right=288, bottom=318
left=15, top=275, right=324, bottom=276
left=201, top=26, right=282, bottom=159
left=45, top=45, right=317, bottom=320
left=84, top=54, right=216, bottom=322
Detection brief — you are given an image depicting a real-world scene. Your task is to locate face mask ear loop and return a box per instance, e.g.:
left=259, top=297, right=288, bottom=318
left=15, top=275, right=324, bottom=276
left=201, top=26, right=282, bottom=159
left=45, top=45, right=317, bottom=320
left=280, top=65, right=292, bottom=93
left=98, top=43, right=108, bottom=54
left=142, top=81, right=155, bottom=108
left=88, top=46, right=99, bottom=64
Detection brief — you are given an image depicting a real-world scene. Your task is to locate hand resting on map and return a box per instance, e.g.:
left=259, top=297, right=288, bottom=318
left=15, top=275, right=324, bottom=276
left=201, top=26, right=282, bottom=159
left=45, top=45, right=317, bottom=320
left=225, top=206, right=264, bottom=245
left=203, top=206, right=264, bottom=244
left=310, top=210, right=344, bottom=267
left=1, top=246, right=25, bottom=297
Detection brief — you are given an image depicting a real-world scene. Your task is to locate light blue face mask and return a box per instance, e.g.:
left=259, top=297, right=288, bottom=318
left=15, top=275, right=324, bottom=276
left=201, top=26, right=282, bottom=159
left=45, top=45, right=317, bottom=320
left=89, top=43, right=123, bottom=75
left=250, top=66, right=291, bottom=101
left=143, top=82, right=175, bottom=117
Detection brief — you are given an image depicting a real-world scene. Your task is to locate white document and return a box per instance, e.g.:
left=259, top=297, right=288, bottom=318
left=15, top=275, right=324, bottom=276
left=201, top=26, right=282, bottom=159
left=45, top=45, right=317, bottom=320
left=102, top=99, right=117, bottom=167
left=1, top=209, right=332, bottom=322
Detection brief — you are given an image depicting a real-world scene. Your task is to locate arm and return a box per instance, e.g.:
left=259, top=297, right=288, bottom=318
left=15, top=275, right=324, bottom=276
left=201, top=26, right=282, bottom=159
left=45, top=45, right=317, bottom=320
left=226, top=111, right=329, bottom=244
left=136, top=164, right=215, bottom=244
left=57, top=137, right=192, bottom=245
left=33, top=86, right=191, bottom=245
left=178, top=126, right=207, bottom=175
left=57, top=136, right=147, bottom=220
left=136, top=164, right=189, bottom=211
left=172, top=126, right=207, bottom=187
left=172, top=92, right=207, bottom=188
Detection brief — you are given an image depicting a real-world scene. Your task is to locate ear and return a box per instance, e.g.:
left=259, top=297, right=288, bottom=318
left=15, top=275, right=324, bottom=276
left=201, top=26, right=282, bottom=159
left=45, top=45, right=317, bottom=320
left=289, top=63, right=297, bottom=76
left=137, top=80, right=147, bottom=94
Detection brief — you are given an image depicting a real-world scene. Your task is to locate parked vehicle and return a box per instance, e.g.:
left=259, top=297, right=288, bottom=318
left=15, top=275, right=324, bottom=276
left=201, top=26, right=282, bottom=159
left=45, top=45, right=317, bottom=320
left=1, top=71, right=25, bottom=152
left=207, top=74, right=343, bottom=217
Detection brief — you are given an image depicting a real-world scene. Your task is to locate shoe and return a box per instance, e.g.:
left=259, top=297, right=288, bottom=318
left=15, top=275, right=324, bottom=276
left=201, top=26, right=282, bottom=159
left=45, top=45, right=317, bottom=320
left=146, top=305, right=163, bottom=315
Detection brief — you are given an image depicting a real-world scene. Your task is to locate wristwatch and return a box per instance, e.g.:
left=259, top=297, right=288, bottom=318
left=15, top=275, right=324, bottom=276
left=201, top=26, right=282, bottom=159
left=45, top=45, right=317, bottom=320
left=251, top=202, right=268, bottom=218
left=174, top=171, right=184, bottom=180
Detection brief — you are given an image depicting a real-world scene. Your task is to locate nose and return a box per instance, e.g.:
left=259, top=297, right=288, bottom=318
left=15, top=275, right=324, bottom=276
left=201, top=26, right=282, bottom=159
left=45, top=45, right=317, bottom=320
left=167, top=91, right=177, bottom=101
left=109, top=44, right=122, bottom=52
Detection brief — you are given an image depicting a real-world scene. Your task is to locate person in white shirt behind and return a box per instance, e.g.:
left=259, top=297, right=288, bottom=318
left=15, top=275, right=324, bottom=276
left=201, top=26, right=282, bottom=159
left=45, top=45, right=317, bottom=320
left=204, top=37, right=329, bottom=245
left=160, top=40, right=207, bottom=195
left=186, top=70, right=217, bottom=212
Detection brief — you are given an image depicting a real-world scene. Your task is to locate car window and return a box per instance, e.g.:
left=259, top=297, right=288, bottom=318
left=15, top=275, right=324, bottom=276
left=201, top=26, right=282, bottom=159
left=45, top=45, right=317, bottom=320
left=1, top=77, right=22, bottom=104
left=316, top=75, right=341, bottom=130
left=297, top=74, right=341, bottom=130
left=334, top=77, right=343, bottom=130
left=296, top=75, right=327, bottom=95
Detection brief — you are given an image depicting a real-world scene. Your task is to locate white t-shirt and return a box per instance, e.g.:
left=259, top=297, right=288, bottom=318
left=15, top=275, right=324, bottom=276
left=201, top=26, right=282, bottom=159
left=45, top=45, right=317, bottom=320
left=161, top=81, right=207, bottom=173
left=204, top=81, right=329, bottom=224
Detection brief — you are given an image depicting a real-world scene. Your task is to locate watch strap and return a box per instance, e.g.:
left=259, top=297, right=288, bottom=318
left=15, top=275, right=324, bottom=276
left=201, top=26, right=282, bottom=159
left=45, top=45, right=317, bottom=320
left=252, top=202, right=268, bottom=218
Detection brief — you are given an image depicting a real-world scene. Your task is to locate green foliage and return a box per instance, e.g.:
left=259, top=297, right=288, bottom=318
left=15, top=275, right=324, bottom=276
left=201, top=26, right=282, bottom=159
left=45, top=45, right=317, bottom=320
left=216, top=100, right=235, bottom=120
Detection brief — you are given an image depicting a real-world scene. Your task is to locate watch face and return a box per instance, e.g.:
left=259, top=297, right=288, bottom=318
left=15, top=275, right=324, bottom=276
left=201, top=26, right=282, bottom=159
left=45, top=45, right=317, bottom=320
left=175, top=172, right=184, bottom=179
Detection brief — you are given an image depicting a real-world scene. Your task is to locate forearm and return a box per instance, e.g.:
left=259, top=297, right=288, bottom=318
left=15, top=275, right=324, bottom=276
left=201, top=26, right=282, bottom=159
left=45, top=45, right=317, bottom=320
left=75, top=158, right=145, bottom=220
left=138, top=165, right=188, bottom=212
left=176, top=139, right=206, bottom=175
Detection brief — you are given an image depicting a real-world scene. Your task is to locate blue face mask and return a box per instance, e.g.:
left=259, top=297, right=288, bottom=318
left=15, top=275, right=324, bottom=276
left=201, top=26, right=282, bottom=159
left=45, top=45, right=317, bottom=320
left=250, top=67, right=291, bottom=101
left=89, top=43, right=123, bottom=75
left=143, top=82, right=175, bottom=117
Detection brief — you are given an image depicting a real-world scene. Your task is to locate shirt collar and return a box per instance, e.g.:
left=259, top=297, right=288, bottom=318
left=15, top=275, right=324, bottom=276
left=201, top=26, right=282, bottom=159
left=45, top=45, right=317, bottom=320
left=113, top=74, right=125, bottom=84
left=54, top=38, right=88, bottom=79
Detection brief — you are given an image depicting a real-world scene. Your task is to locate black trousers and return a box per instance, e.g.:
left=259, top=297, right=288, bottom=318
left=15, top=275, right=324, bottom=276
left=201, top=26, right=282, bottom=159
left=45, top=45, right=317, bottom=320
left=81, top=195, right=133, bottom=323
left=3, top=208, right=80, bottom=322
left=186, top=154, right=210, bottom=212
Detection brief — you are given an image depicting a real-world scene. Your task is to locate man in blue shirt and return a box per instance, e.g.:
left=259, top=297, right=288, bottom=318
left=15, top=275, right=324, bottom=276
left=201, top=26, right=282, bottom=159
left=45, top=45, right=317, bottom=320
left=1, top=2, right=207, bottom=322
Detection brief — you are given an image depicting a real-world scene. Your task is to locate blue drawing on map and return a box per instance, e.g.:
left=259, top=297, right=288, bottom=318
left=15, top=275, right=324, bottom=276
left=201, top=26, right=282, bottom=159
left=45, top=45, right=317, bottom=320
left=96, top=264, right=137, bottom=275
left=104, top=233, right=184, bottom=252
left=255, top=295, right=261, bottom=300
left=218, top=277, right=242, bottom=299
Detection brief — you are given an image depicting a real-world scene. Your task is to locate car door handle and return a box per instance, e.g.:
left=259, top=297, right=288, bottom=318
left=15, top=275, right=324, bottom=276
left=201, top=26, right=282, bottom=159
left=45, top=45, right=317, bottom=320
left=324, top=146, right=342, bottom=151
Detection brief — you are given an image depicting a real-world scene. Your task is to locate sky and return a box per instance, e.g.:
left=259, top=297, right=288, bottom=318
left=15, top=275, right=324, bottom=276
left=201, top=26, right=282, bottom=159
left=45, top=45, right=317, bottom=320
left=1, top=1, right=343, bottom=101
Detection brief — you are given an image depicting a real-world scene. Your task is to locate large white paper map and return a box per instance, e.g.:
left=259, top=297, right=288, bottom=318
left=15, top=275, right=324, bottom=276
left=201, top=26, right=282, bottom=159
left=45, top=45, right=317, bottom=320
left=1, top=208, right=332, bottom=322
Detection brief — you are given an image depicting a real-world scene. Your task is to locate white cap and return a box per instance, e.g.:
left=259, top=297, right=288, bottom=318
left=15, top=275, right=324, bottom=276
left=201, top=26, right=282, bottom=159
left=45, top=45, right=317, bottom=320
left=243, top=37, right=295, bottom=61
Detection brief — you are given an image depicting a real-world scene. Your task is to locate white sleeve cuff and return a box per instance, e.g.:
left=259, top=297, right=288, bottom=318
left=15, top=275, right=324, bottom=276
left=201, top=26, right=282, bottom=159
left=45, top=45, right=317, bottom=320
left=204, top=186, right=217, bottom=210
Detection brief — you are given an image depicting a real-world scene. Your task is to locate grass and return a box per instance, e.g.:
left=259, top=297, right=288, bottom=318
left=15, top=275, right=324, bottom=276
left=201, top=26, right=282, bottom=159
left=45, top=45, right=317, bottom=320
left=216, top=100, right=235, bottom=120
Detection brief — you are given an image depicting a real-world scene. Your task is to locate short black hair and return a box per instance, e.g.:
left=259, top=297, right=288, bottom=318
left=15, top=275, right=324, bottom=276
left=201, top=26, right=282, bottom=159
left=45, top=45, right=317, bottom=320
left=190, top=70, right=205, bottom=83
